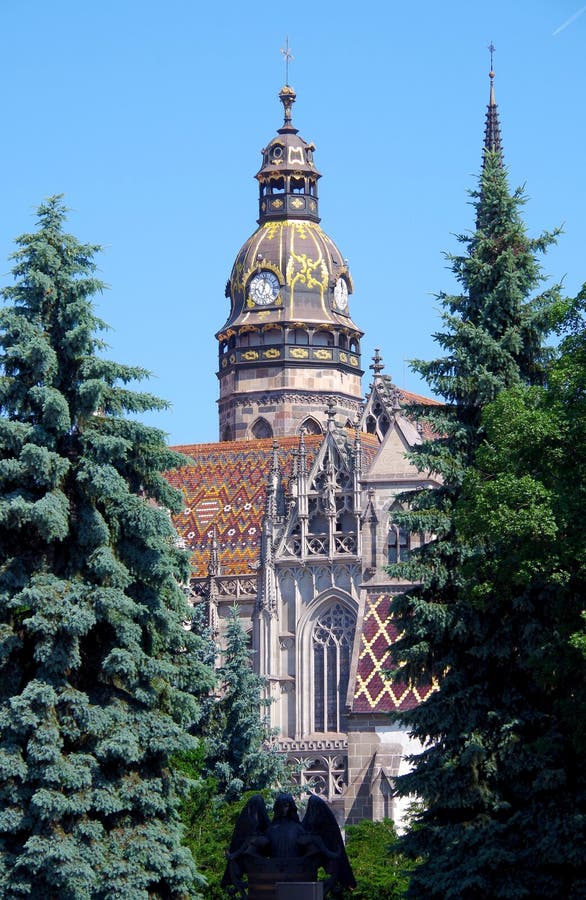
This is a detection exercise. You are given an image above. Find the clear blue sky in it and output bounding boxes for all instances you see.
[1,1,584,444]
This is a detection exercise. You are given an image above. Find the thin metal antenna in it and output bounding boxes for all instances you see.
[280,37,294,84]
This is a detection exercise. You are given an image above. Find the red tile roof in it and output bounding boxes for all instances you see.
[352,592,435,713]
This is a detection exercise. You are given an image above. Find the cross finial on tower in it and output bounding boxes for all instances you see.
[280,37,294,85]
[488,41,495,75]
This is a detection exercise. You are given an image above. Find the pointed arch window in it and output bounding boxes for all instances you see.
[251,418,273,439]
[299,417,322,436]
[312,603,355,733]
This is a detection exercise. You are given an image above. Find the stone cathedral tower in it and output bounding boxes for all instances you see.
[216,85,364,442]
[168,66,509,828]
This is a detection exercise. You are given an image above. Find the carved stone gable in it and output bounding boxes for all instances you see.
[276,427,362,561]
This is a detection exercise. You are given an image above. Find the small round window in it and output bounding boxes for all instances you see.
[272,145,283,159]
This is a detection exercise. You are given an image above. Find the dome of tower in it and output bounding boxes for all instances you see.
[218,85,360,334]
[221,219,358,331]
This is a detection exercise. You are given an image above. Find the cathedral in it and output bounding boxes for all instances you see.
[166,71,501,827]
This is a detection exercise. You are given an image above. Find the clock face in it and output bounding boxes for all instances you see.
[249,271,280,306]
[333,277,348,311]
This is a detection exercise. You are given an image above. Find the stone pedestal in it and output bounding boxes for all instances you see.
[277,883,323,900]
[247,858,318,900]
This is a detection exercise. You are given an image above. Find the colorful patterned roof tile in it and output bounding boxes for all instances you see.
[352,592,435,713]
[167,433,380,578]
[167,436,311,576]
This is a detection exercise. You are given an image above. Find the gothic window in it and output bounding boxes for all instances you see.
[338,334,348,350]
[299,417,322,436]
[251,418,273,439]
[291,177,305,194]
[388,524,410,564]
[366,414,377,435]
[312,603,356,733]
[349,338,359,353]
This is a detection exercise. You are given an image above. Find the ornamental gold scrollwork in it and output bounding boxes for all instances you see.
[291,198,304,209]
[263,348,280,359]
[271,199,284,209]
[241,350,260,361]
[339,351,348,362]
[350,356,359,366]
[313,349,333,360]
[290,347,309,359]
[287,251,328,294]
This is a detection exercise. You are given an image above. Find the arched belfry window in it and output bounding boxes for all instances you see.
[312,603,356,733]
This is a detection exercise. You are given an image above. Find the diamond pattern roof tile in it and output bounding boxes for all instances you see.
[352,592,436,714]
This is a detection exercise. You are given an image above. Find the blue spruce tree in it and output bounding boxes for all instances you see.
[0,197,214,898]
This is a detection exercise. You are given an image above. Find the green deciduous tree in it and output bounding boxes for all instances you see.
[0,197,215,898]
[339,818,414,900]
[386,153,565,897]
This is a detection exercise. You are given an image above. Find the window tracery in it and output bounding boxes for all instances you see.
[312,602,355,733]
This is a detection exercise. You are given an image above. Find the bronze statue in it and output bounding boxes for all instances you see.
[222,793,356,899]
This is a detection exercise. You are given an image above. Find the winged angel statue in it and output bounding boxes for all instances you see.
[221,792,356,898]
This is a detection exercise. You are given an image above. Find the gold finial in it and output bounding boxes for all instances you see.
[280,37,294,85]
[278,83,296,127]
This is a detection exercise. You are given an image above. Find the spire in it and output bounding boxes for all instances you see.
[370,348,385,379]
[483,43,503,167]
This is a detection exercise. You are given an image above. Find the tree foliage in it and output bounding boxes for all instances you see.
[175,605,294,897]
[0,197,215,898]
[386,155,572,896]
[340,818,414,900]
[202,604,291,802]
